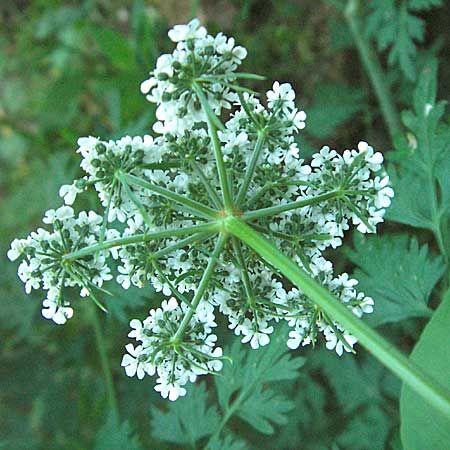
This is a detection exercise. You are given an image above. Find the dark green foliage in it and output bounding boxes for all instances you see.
[151,383,221,446]
[336,404,392,449]
[400,291,450,450]
[388,60,450,252]
[216,328,303,435]
[347,234,445,326]
[207,434,247,450]
[366,0,442,80]
[306,83,368,139]
[95,412,143,450]
[150,327,304,448]
[106,283,152,323]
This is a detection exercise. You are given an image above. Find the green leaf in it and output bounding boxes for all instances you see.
[408,0,442,10]
[273,370,328,449]
[105,282,152,324]
[321,350,395,412]
[95,411,143,450]
[35,6,86,39]
[400,290,450,450]
[387,165,436,229]
[151,329,303,448]
[208,434,247,450]
[347,234,445,326]
[237,385,294,434]
[305,83,367,139]
[336,404,391,450]
[216,326,304,434]
[89,27,136,71]
[366,0,429,80]
[387,60,450,261]
[151,382,221,446]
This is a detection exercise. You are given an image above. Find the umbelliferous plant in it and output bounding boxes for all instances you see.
[7,17,449,423]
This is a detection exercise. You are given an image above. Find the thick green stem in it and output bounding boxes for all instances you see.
[172,234,227,342]
[225,216,450,420]
[192,82,233,212]
[91,306,119,416]
[62,222,220,260]
[121,173,218,220]
[235,132,266,207]
[241,190,341,221]
[344,0,402,141]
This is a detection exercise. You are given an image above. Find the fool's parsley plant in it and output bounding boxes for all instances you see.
[8,19,393,401]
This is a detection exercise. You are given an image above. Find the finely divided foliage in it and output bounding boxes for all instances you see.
[7,19,393,401]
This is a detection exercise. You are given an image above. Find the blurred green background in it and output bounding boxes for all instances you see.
[1,1,449,449]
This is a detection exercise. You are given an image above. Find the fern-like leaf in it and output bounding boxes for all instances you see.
[387,59,450,263]
[347,234,445,326]
[365,0,443,79]
[150,327,304,448]
[95,411,143,450]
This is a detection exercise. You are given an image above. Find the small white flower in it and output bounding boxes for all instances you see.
[121,344,148,379]
[41,291,73,325]
[154,378,187,401]
[267,81,296,112]
[323,326,358,356]
[7,238,28,261]
[168,19,207,42]
[59,183,82,205]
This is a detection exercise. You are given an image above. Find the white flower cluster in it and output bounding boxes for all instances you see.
[307,142,394,234]
[59,135,156,222]
[7,206,117,324]
[140,18,246,134]
[8,20,395,400]
[121,297,222,401]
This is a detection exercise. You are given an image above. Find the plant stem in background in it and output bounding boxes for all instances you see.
[225,216,450,420]
[91,306,119,416]
[345,0,402,142]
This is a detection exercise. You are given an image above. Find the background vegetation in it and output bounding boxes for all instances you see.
[1,1,449,449]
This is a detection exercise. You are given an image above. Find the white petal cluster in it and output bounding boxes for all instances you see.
[122,297,222,401]
[59,135,157,222]
[8,206,117,324]
[140,19,247,134]
[308,141,395,233]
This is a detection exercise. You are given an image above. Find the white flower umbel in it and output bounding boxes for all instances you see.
[8,19,395,400]
[8,206,115,324]
[59,135,158,222]
[140,18,247,134]
[122,297,223,401]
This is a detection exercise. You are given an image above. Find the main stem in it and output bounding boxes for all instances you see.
[91,306,119,416]
[225,216,450,420]
[345,0,402,142]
